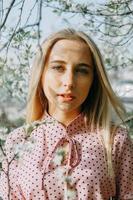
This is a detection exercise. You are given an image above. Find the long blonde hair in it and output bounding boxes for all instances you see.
[26,28,126,181]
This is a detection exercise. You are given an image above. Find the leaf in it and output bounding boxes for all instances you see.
[105,58,111,64]
[0,139,5,146]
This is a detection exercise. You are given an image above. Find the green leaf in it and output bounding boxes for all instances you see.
[0,139,5,146]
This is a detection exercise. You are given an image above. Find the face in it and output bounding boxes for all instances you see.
[41,39,94,116]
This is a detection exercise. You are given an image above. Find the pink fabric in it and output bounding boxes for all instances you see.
[0,113,133,200]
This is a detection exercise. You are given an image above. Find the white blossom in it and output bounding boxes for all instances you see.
[0,79,3,86]
[13,136,36,159]
[55,166,76,200]
[65,188,77,200]
[0,150,5,163]
[23,139,35,152]
[53,153,64,165]
[64,175,72,184]
[0,127,8,140]
[13,141,25,157]
[53,147,66,165]
[55,166,66,178]
[55,166,72,184]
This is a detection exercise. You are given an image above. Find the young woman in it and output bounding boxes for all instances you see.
[0,29,133,200]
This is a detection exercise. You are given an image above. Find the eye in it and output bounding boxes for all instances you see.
[51,65,64,72]
[75,68,89,75]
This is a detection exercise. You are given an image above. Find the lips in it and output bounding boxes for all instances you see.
[57,93,75,98]
[57,93,76,101]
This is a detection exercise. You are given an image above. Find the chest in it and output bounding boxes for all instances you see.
[16,134,114,199]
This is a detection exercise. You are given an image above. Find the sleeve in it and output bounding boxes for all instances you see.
[113,127,133,200]
[0,127,26,200]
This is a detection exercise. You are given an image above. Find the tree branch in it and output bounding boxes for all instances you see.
[104,0,132,7]
[0,0,16,30]
[0,143,6,157]
[0,0,4,22]
[42,2,133,17]
[24,0,38,27]
[124,115,133,123]
[0,0,25,57]
[0,22,39,52]
[37,0,43,53]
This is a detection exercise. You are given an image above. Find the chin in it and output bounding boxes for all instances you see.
[59,105,80,113]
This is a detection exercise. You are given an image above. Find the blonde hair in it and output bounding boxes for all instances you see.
[26,28,126,182]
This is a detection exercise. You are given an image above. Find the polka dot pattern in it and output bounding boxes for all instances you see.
[0,113,133,200]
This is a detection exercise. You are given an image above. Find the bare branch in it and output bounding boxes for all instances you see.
[0,0,25,12]
[17,23,39,32]
[116,33,133,46]
[98,24,133,38]
[107,60,132,70]
[24,0,38,26]
[104,0,133,7]
[0,143,6,157]
[0,23,39,52]
[0,0,26,56]
[126,1,133,13]
[0,0,16,30]
[37,0,43,52]
[42,2,133,17]
[0,0,4,22]
[37,0,42,43]
[124,115,133,123]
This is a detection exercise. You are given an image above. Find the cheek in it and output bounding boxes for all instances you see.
[44,71,60,88]
[41,72,49,95]
[79,77,93,92]
[78,78,93,101]
[41,72,58,100]
[42,71,54,89]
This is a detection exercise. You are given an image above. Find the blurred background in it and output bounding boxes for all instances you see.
[0,0,133,155]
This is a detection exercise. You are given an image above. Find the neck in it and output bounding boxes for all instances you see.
[49,109,80,126]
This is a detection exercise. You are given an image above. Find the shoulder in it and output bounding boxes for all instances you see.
[6,120,46,144]
[5,126,26,161]
[113,126,132,142]
[112,125,133,153]
[5,122,45,162]
[6,126,26,143]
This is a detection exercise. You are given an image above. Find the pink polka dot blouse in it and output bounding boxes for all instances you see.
[0,113,133,200]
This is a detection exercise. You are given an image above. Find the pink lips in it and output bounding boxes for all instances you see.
[57,93,76,102]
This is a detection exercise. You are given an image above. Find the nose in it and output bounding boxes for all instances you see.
[62,69,75,89]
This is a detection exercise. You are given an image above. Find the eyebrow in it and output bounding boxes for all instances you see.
[50,60,92,68]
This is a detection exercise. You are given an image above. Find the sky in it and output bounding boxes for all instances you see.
[1,0,106,39]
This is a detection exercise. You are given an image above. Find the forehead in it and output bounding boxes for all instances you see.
[47,39,92,63]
